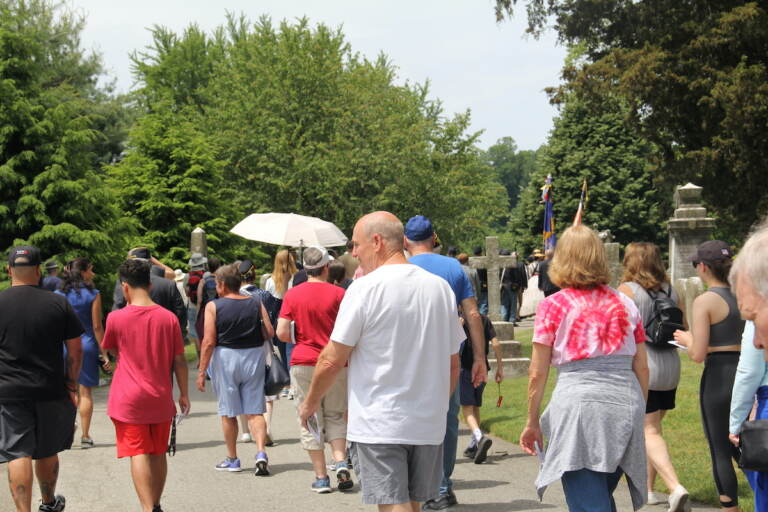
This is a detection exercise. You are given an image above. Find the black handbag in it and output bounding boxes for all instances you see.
[738,419,768,472]
[264,339,291,396]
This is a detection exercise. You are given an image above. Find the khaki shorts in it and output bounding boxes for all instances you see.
[291,365,347,450]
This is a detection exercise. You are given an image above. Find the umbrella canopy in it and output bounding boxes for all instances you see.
[230,213,348,248]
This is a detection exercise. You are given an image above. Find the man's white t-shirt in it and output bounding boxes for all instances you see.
[331,263,465,445]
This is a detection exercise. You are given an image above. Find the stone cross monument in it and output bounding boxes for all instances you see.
[668,183,715,282]
[468,236,530,377]
[468,236,517,322]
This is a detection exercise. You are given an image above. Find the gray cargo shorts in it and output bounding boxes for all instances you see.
[349,441,443,505]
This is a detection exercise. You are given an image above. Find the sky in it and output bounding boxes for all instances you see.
[71,0,566,150]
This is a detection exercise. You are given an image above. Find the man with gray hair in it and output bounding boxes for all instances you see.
[276,246,352,494]
[299,211,464,511]
[730,217,768,354]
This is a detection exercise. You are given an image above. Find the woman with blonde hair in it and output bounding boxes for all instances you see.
[618,243,689,511]
[520,225,649,512]
[265,250,298,396]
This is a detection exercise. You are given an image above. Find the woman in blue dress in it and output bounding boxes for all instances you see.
[56,258,112,448]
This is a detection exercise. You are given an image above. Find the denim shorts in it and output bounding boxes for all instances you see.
[209,346,266,417]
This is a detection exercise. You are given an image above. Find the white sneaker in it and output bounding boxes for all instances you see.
[240,433,252,443]
[667,485,690,512]
[648,491,668,505]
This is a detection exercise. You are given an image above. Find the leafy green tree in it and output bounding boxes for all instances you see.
[509,93,668,254]
[495,0,768,240]
[484,137,537,212]
[0,0,132,289]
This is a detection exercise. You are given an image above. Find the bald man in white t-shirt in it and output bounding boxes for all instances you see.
[299,211,464,512]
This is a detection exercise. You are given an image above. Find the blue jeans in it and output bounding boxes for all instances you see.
[439,386,461,495]
[561,468,623,512]
[477,290,488,316]
[745,386,768,512]
[500,287,517,322]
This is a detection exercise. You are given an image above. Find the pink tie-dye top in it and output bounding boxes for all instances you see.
[533,286,645,366]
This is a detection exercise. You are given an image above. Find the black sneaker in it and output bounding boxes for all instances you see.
[39,495,65,512]
[422,490,457,510]
[152,506,163,512]
[473,435,493,464]
[334,460,354,491]
[463,445,478,459]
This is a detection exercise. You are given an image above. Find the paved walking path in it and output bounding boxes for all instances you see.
[0,365,719,511]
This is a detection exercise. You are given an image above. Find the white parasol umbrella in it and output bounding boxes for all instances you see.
[230,213,348,248]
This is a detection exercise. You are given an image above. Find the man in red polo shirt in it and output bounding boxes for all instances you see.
[276,246,351,494]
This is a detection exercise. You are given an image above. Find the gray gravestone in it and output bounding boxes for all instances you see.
[468,236,517,322]
[599,230,622,288]
[668,183,715,282]
[191,227,208,259]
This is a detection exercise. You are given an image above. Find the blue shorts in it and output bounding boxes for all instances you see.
[209,346,266,417]
[459,368,486,407]
[186,306,198,339]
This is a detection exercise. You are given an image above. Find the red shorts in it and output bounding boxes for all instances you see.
[111,418,172,458]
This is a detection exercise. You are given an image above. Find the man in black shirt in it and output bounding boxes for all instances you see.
[112,247,187,338]
[0,246,84,512]
[538,250,561,297]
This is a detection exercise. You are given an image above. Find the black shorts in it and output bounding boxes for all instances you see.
[0,398,76,463]
[646,388,677,414]
[459,369,486,407]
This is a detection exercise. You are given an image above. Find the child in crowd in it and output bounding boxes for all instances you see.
[102,259,190,512]
[459,309,503,463]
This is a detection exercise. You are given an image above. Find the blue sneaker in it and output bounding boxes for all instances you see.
[255,451,269,476]
[312,476,332,493]
[215,457,242,472]
[334,461,354,491]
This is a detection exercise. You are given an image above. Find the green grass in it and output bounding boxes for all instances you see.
[479,328,754,511]
[184,342,198,363]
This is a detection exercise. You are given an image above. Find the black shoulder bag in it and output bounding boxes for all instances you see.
[738,419,768,472]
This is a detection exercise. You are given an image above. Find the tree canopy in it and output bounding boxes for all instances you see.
[496,0,768,241]
[509,92,667,254]
[0,0,132,290]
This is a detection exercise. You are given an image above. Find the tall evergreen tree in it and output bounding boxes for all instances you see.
[509,93,668,254]
[0,0,131,285]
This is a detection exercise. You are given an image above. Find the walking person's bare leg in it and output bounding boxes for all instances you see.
[308,449,328,478]
[149,454,167,508]
[221,416,239,458]
[246,414,267,452]
[330,438,347,462]
[7,457,33,512]
[644,411,682,491]
[130,454,157,512]
[34,455,60,505]
[79,385,94,440]
[378,503,421,512]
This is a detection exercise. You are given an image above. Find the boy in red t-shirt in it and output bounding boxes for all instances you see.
[103,259,190,512]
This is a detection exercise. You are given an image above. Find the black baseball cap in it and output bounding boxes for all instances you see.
[238,259,254,275]
[689,240,732,264]
[8,246,42,267]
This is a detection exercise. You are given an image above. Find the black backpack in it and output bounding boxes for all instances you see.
[644,285,685,348]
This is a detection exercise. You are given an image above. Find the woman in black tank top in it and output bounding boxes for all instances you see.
[673,241,745,511]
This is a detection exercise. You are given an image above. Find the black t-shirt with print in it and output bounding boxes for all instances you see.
[0,285,84,402]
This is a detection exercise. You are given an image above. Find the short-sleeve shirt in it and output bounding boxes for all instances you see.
[102,305,184,424]
[331,264,465,445]
[533,286,645,367]
[409,253,473,304]
[460,315,496,370]
[0,285,84,402]
[279,282,345,366]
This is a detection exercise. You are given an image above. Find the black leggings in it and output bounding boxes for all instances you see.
[700,352,740,506]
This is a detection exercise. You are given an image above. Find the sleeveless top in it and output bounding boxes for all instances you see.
[624,282,681,391]
[213,296,264,349]
[56,287,98,338]
[707,287,745,348]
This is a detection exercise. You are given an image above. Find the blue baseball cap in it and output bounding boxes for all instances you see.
[404,215,434,242]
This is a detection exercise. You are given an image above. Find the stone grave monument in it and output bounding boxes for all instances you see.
[191,227,208,259]
[469,236,530,377]
[599,230,622,288]
[668,183,712,325]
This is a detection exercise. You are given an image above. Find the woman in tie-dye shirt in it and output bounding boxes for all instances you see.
[519,225,650,512]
